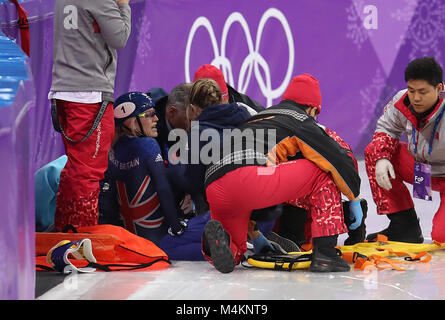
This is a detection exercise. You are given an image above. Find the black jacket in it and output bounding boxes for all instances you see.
[204,100,360,200]
[227,83,265,112]
[181,102,252,195]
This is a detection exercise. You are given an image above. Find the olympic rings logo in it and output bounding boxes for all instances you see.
[185,8,295,107]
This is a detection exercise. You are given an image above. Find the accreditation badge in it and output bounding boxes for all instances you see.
[413,162,432,201]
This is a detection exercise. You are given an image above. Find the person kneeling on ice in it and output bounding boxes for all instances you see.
[202,73,364,273]
[364,56,445,244]
[167,78,297,255]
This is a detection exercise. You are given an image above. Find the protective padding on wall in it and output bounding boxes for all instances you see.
[0,31,36,300]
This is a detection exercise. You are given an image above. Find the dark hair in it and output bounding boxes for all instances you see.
[287,101,319,115]
[404,56,443,87]
[189,78,222,109]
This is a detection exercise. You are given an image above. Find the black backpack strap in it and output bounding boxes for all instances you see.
[37,258,171,272]
[51,99,110,143]
[87,258,171,272]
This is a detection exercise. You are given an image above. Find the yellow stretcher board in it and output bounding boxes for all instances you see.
[246,251,312,270]
[246,238,445,271]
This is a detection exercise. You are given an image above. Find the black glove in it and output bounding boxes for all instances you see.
[168,219,188,236]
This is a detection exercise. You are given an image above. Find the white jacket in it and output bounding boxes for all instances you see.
[375,89,445,177]
[50,0,131,100]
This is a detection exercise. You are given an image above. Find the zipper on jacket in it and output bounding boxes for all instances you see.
[103,43,113,76]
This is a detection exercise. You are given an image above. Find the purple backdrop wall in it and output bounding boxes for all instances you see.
[0,0,444,299]
[117,0,445,155]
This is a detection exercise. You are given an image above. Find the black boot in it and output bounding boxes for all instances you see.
[309,235,350,272]
[343,199,368,245]
[202,220,236,273]
[365,208,424,243]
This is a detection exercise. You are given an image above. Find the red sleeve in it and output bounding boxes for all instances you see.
[367,131,399,162]
[324,127,358,171]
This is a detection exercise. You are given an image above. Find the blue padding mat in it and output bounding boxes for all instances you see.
[0,32,29,107]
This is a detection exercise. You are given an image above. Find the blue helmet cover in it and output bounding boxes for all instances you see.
[114,92,154,126]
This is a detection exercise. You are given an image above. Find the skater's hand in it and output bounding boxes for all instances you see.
[375,158,395,191]
[180,194,194,216]
[168,219,187,236]
[348,199,363,230]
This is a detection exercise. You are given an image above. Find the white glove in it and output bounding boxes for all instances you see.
[375,158,395,191]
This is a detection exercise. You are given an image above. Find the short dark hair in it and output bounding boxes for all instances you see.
[404,56,443,87]
[292,101,314,113]
[167,83,192,111]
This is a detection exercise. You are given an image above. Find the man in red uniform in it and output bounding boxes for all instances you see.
[202,74,363,273]
[365,57,445,243]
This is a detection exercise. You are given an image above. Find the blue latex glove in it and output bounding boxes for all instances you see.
[251,233,274,253]
[348,200,363,230]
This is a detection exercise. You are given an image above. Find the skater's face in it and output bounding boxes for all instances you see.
[407,79,443,114]
[138,108,159,137]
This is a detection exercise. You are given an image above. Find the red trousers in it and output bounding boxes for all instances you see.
[54,100,114,231]
[365,140,445,242]
[205,160,347,264]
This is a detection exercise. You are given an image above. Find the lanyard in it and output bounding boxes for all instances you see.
[412,105,445,155]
